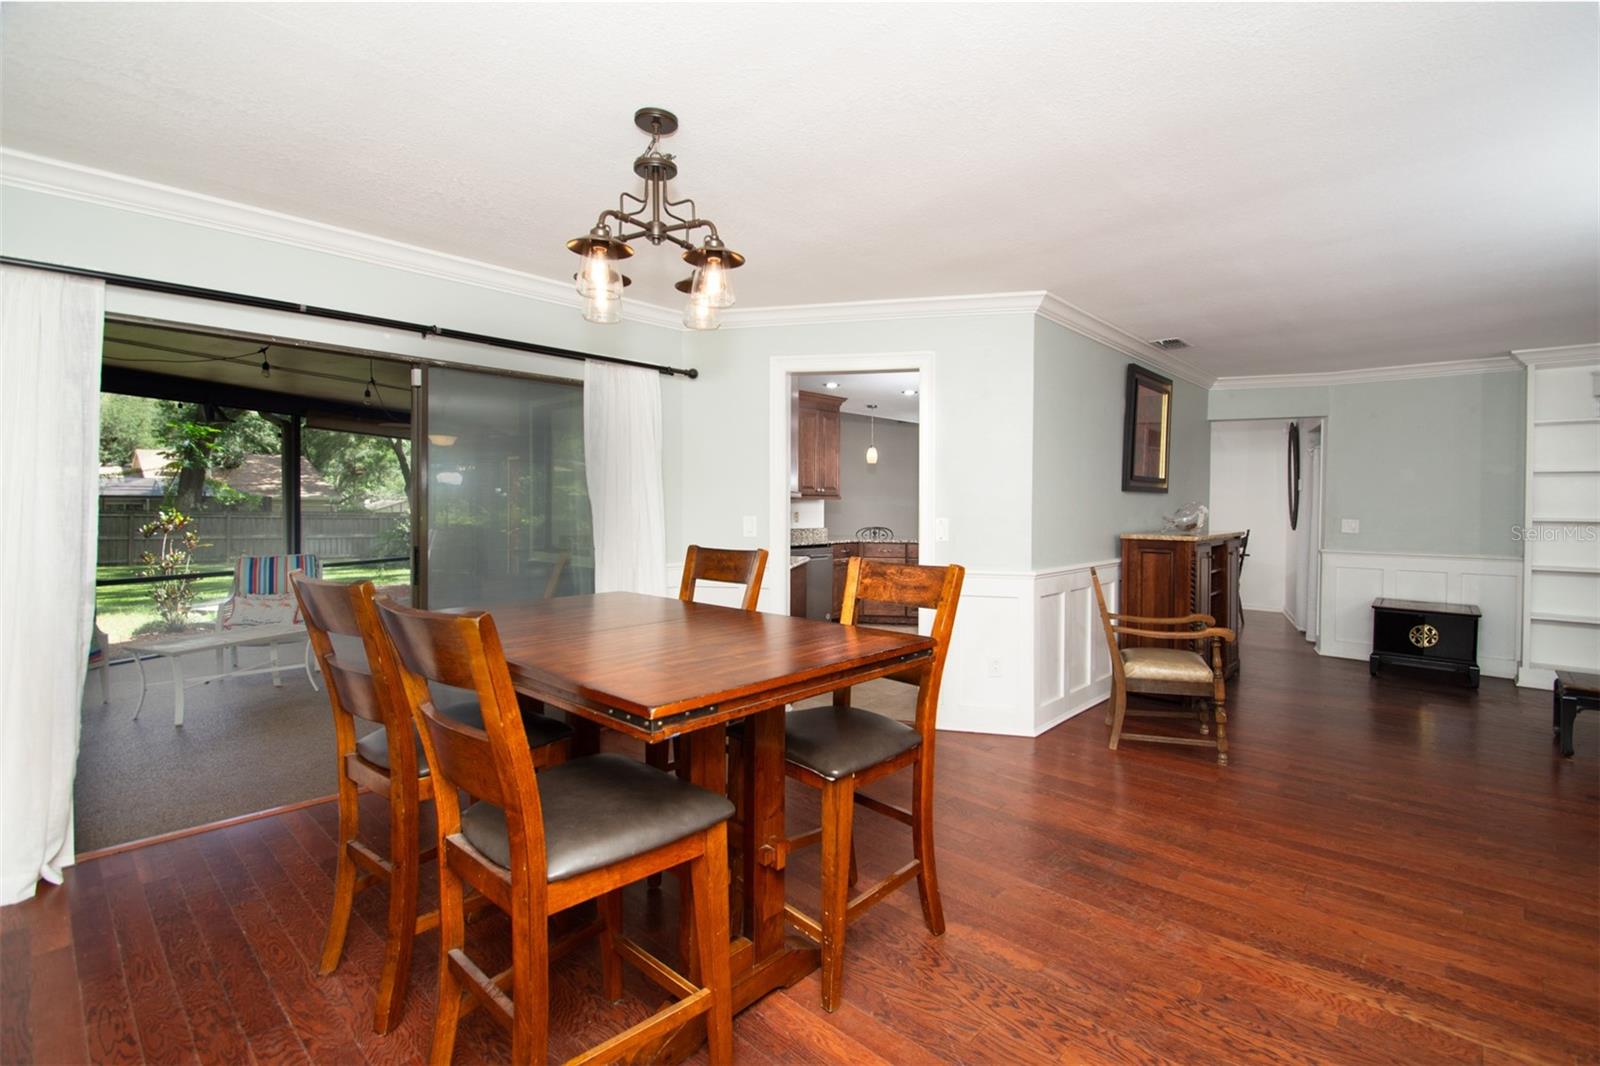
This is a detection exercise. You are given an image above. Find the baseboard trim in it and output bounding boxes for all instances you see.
[74,792,339,864]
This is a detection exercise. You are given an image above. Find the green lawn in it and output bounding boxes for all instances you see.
[96,561,409,643]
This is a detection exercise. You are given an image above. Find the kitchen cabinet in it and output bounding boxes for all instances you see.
[789,559,807,618]
[794,390,844,499]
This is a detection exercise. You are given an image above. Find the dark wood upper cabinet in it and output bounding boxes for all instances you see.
[794,390,844,499]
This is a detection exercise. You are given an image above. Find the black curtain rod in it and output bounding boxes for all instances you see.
[0,256,699,379]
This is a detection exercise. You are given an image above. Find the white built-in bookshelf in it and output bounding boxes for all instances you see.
[1517,347,1600,686]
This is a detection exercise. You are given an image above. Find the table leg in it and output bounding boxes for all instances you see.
[173,656,186,727]
[680,725,728,980]
[1558,695,1579,758]
[133,654,148,720]
[746,707,786,958]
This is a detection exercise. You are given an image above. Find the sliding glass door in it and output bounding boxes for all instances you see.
[419,367,593,608]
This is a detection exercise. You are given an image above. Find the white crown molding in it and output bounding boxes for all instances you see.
[0,149,688,330]
[5,150,1575,391]
[1036,292,1214,387]
[1211,354,1523,390]
[722,290,1046,329]
[723,290,1215,387]
[1512,343,1600,369]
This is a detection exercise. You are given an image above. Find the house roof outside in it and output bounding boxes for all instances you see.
[99,453,337,503]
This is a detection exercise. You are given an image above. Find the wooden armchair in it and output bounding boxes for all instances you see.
[1089,567,1237,765]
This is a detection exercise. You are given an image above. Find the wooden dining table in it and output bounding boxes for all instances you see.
[485,591,934,1040]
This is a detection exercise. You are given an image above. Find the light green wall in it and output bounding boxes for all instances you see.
[1322,373,1525,556]
[1031,318,1211,568]
[1208,384,1330,420]
[678,314,1036,571]
[1209,372,1526,557]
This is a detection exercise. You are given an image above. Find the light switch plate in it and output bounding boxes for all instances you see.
[742,515,758,538]
[1341,518,1360,534]
[936,517,950,542]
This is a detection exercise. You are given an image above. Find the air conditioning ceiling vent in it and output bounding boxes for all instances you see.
[1152,338,1189,351]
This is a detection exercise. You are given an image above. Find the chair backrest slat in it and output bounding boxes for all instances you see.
[373,598,544,856]
[679,546,769,612]
[837,558,965,736]
[291,574,391,728]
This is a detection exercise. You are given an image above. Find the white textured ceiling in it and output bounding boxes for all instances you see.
[2,3,1595,377]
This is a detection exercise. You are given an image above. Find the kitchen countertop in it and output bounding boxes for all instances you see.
[1120,529,1246,542]
[788,555,810,569]
[791,531,920,547]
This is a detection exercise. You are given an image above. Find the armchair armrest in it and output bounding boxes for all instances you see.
[1107,612,1216,626]
[1115,626,1236,643]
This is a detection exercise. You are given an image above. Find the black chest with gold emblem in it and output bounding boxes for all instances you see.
[1370,598,1482,688]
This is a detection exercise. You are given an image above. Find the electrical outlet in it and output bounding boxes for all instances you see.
[936,517,950,542]
[1340,518,1360,534]
[742,515,758,538]
[792,510,800,523]
[986,657,1003,678]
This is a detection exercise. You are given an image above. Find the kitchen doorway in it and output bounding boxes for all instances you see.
[766,352,936,621]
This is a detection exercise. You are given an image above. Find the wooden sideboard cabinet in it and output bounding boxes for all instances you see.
[794,390,844,499]
[1119,531,1245,678]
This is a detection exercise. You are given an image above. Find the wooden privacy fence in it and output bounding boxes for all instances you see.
[98,509,406,566]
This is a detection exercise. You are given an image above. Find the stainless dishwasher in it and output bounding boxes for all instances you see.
[793,544,835,621]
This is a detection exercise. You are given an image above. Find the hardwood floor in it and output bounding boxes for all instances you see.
[3,612,1596,1064]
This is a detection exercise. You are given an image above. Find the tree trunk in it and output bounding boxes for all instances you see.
[388,438,411,493]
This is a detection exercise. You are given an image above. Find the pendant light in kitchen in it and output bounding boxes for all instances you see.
[865,404,879,465]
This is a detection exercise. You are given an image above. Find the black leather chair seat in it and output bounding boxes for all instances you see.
[459,753,734,883]
[356,688,572,773]
[783,706,922,781]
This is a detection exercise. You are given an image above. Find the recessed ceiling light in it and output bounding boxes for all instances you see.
[901,388,918,396]
[823,381,840,389]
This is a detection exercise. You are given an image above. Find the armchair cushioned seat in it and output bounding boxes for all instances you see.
[356,689,571,772]
[783,706,922,782]
[1121,647,1213,684]
[459,753,734,882]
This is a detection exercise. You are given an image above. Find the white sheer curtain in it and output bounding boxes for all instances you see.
[0,266,105,904]
[583,360,666,596]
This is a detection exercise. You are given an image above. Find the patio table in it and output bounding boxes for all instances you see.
[129,622,318,726]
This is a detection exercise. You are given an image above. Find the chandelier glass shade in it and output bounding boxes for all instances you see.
[567,108,745,330]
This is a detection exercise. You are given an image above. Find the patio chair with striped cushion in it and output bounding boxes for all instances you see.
[217,553,322,629]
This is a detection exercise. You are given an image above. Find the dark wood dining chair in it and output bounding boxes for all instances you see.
[290,574,572,1034]
[781,557,964,1012]
[646,545,769,888]
[372,595,735,1065]
[1089,567,1236,764]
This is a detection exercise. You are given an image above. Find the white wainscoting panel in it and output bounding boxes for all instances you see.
[1029,561,1119,735]
[941,571,1035,736]
[1318,551,1522,678]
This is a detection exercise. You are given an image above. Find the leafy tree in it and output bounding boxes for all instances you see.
[303,429,411,509]
[99,394,162,465]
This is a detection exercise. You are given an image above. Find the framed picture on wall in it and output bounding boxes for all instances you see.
[1121,364,1173,493]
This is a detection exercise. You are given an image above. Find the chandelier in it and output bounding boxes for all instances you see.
[567,107,745,330]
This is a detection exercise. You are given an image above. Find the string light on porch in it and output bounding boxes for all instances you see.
[567,108,745,330]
